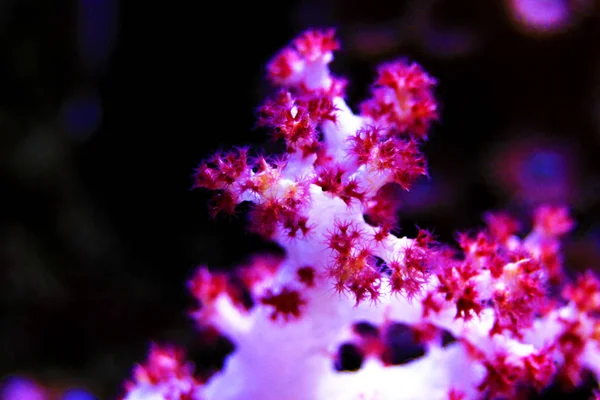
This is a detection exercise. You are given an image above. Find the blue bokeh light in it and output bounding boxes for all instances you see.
[61,388,98,400]
[77,0,118,74]
[520,149,566,185]
[62,91,102,141]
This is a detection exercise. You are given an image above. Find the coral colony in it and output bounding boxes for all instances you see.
[121,29,600,400]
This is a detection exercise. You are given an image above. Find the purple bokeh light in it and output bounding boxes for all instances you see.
[1,377,46,400]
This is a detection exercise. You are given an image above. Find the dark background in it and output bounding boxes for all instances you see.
[1,0,600,398]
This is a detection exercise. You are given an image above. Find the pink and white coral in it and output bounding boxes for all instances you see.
[122,29,600,400]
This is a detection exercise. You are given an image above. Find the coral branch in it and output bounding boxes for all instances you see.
[122,28,600,400]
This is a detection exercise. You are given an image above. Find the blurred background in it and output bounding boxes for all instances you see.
[1,0,600,398]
